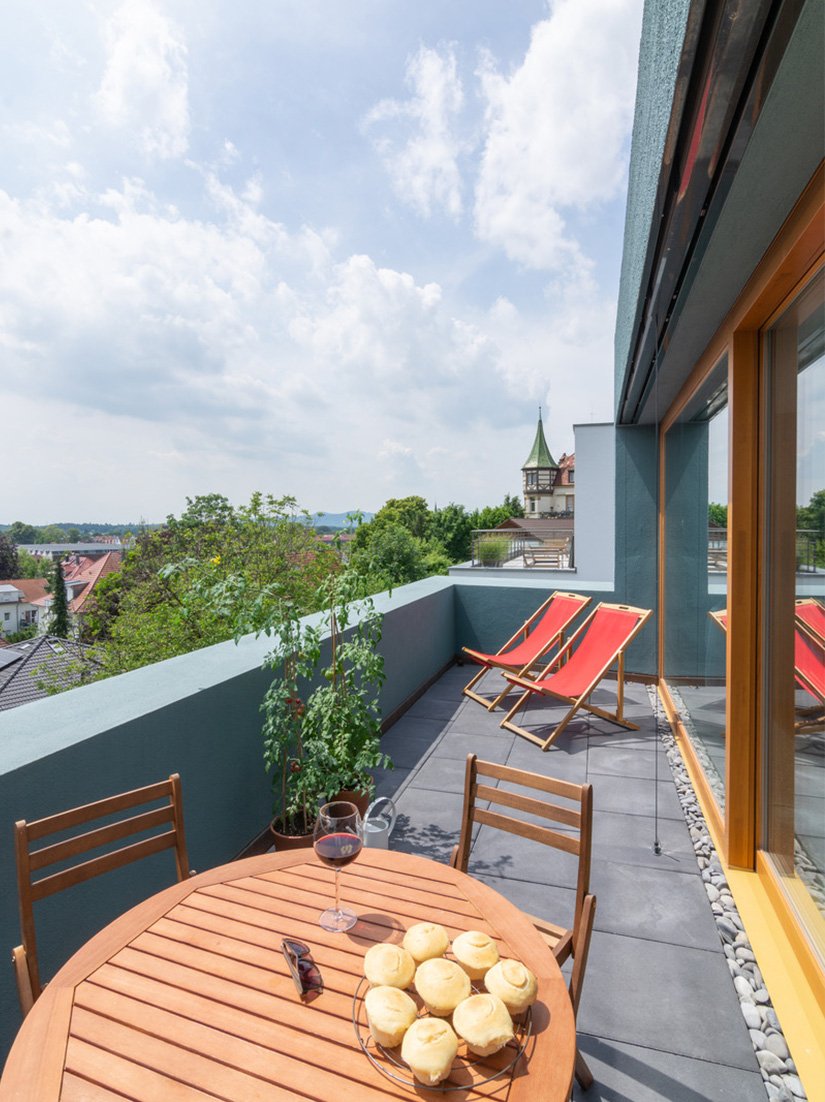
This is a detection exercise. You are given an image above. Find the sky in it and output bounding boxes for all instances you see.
[1,0,644,523]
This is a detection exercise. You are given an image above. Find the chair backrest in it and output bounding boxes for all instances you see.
[538,602,652,698]
[453,755,592,934]
[795,625,825,704]
[796,598,825,645]
[501,591,590,668]
[14,774,190,1002]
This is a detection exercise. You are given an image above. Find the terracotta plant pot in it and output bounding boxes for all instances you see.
[331,785,372,818]
[268,820,314,851]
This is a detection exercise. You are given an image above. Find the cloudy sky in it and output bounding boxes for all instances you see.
[2,0,644,523]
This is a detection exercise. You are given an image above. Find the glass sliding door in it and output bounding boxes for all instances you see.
[664,354,729,812]
[764,267,825,961]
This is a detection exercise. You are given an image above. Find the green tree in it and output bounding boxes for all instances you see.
[50,559,71,638]
[8,521,37,545]
[86,493,338,676]
[708,502,728,527]
[430,503,472,562]
[16,549,49,579]
[372,496,432,539]
[349,520,429,590]
[39,524,68,543]
[0,533,19,577]
[797,489,825,536]
[468,494,525,532]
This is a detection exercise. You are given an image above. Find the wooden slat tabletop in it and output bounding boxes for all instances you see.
[0,849,575,1102]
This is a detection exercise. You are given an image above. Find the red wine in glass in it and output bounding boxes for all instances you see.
[314,832,363,869]
[313,801,362,932]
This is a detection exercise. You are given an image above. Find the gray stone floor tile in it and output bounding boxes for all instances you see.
[505,737,589,781]
[578,930,757,1071]
[390,788,465,863]
[590,809,697,874]
[587,742,672,781]
[406,753,474,795]
[588,860,720,951]
[469,822,583,887]
[370,766,412,800]
[573,1035,766,1101]
[587,772,685,821]
[380,665,769,1102]
[430,730,513,763]
[405,696,463,721]
[471,871,577,936]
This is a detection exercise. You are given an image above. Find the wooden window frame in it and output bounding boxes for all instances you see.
[658,163,824,872]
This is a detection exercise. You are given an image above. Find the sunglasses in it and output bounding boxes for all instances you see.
[281,938,324,997]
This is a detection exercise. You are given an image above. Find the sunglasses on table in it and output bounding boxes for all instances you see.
[281,938,324,997]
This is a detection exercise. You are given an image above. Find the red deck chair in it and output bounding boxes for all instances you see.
[712,606,824,730]
[500,602,653,751]
[795,625,825,705]
[462,591,591,711]
[796,598,825,647]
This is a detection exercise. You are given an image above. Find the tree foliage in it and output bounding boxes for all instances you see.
[708,502,728,528]
[16,549,49,579]
[50,559,71,638]
[84,493,338,676]
[0,533,19,577]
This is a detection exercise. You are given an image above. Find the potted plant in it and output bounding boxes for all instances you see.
[259,566,391,846]
[298,568,390,814]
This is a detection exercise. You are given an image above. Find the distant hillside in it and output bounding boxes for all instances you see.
[305,512,374,530]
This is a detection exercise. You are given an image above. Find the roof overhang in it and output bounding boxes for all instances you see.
[617,0,816,425]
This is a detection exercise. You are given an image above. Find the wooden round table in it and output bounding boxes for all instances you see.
[0,849,575,1101]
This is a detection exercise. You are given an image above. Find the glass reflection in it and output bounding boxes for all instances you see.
[664,355,729,811]
[765,267,825,946]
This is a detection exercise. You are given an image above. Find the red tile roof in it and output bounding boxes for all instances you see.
[61,552,122,612]
[0,578,50,604]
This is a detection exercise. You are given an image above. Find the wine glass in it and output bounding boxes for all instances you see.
[313,800,363,932]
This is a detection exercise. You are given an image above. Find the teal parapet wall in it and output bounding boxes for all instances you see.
[614,0,691,406]
[0,577,456,1063]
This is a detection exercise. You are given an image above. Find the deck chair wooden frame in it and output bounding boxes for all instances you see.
[462,591,591,711]
[796,598,825,647]
[13,773,191,1017]
[450,755,593,968]
[501,602,653,751]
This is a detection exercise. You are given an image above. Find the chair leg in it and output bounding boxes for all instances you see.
[575,1048,593,1090]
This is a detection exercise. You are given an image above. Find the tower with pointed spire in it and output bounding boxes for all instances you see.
[522,410,575,517]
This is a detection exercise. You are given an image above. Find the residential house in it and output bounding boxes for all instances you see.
[0,580,49,637]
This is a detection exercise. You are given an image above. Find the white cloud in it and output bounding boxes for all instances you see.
[0,174,522,488]
[474,0,642,271]
[364,45,465,219]
[95,0,190,159]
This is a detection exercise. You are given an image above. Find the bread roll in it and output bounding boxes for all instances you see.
[401,1017,458,1085]
[414,957,471,1016]
[452,993,514,1056]
[451,930,499,980]
[364,985,417,1048]
[483,958,538,1015]
[363,942,415,989]
[402,921,449,963]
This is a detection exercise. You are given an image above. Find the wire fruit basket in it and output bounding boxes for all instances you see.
[351,977,532,1093]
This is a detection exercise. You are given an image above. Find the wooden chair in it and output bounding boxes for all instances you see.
[13,774,192,1017]
[462,591,591,711]
[568,893,597,1095]
[501,602,652,751]
[450,755,592,968]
